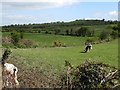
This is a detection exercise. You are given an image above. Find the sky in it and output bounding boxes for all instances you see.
[0,0,119,26]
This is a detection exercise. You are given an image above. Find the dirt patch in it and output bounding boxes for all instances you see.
[17,68,60,88]
[0,65,2,90]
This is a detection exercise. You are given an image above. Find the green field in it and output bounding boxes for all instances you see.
[2,31,118,87]
[7,35,118,74]
[3,32,98,47]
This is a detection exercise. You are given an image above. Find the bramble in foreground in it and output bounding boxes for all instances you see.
[61,60,120,89]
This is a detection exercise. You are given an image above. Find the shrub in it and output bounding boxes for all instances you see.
[11,32,20,45]
[2,36,12,44]
[61,60,120,89]
[18,39,38,48]
[77,27,88,37]
[53,41,66,47]
[99,31,110,40]
[20,32,24,39]
[110,30,118,39]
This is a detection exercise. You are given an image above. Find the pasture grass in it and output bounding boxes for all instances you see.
[2,32,118,74]
[10,39,118,75]
[2,32,97,47]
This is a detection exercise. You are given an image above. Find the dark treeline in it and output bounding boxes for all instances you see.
[2,19,119,37]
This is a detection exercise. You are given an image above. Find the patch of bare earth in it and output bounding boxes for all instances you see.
[17,68,60,88]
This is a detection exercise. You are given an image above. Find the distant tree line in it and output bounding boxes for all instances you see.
[2,19,119,40]
[2,19,117,33]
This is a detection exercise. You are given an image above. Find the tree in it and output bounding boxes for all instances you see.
[86,30,92,37]
[70,29,73,36]
[102,19,105,21]
[66,30,69,35]
[11,31,20,45]
[38,30,41,33]
[55,29,60,35]
[99,31,110,40]
[112,26,118,31]
[110,30,118,39]
[20,32,24,39]
[77,27,88,37]
[118,22,120,37]
[45,30,49,34]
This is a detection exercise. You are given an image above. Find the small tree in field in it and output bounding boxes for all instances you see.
[99,30,110,40]
[11,31,20,45]
[66,30,69,35]
[77,27,88,37]
[70,28,73,36]
[20,32,24,39]
[110,30,118,39]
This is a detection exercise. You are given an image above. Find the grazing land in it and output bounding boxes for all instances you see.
[1,21,119,88]
[3,33,118,88]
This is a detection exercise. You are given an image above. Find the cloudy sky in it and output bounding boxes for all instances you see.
[0,0,119,26]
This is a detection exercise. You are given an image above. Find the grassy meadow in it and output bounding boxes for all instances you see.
[3,32,118,74]
[2,24,118,87]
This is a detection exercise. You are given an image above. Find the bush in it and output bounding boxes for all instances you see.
[18,39,38,48]
[11,32,20,45]
[77,27,88,37]
[53,41,66,47]
[99,31,110,40]
[61,60,120,89]
[110,30,118,39]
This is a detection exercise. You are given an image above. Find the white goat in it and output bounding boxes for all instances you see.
[1,48,19,87]
[3,63,19,86]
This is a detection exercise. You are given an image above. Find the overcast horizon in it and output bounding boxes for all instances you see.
[0,0,119,26]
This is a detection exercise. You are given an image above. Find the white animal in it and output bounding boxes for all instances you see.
[1,48,19,87]
[3,63,19,86]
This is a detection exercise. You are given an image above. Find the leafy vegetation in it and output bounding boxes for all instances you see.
[1,19,119,88]
[61,61,120,89]
[2,20,117,36]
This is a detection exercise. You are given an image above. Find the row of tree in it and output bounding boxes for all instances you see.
[10,25,118,47]
[2,19,118,33]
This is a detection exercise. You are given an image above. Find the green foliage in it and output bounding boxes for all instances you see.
[70,29,73,35]
[77,27,88,37]
[85,38,96,43]
[66,30,69,35]
[55,29,61,35]
[2,20,117,36]
[38,30,41,33]
[11,31,20,45]
[61,61,119,89]
[86,30,95,37]
[18,39,38,48]
[20,32,24,39]
[118,22,120,37]
[99,30,110,40]
[110,30,118,39]
[112,26,118,31]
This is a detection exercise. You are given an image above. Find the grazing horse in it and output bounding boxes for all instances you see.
[1,48,19,87]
